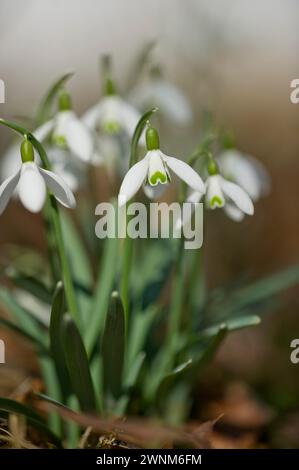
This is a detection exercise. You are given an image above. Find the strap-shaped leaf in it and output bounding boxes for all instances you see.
[102,292,125,400]
[49,281,69,392]
[62,313,97,412]
[85,234,119,356]
[0,398,62,448]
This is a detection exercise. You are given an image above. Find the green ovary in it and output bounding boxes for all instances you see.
[149,171,167,186]
[210,196,223,208]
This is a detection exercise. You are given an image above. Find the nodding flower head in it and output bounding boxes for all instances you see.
[118,125,205,206]
[0,138,76,215]
[82,78,142,139]
[35,88,94,163]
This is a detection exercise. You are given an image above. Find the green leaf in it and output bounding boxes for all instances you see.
[202,315,261,337]
[60,212,93,289]
[36,71,74,125]
[0,288,47,349]
[62,313,97,412]
[156,359,193,403]
[0,398,62,448]
[60,212,93,326]
[49,282,70,394]
[115,352,146,415]
[125,40,156,91]
[85,234,119,356]
[205,264,299,321]
[0,317,47,352]
[126,305,157,370]
[102,292,125,400]
[8,274,52,304]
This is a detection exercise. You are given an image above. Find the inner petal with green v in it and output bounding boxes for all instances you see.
[210,195,224,208]
[149,171,168,186]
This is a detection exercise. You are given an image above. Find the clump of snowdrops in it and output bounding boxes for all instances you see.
[0,50,298,449]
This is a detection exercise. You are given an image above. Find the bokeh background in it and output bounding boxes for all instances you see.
[0,0,299,447]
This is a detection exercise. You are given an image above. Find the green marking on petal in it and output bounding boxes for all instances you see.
[103,120,121,134]
[53,134,68,148]
[210,196,224,208]
[149,171,167,186]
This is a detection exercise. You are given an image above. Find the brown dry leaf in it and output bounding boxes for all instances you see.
[36,399,218,449]
[205,382,274,429]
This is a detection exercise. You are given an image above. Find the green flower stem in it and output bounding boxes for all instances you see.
[0,119,80,325]
[28,134,81,326]
[121,108,157,327]
[166,238,185,352]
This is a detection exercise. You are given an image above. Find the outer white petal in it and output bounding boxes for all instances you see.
[18,162,46,213]
[39,167,76,208]
[53,111,74,137]
[175,190,203,231]
[224,202,245,222]
[220,176,254,215]
[118,154,149,206]
[187,190,203,204]
[81,102,105,129]
[118,98,142,138]
[65,116,94,162]
[205,175,225,209]
[163,154,205,193]
[0,168,21,214]
[218,150,270,201]
[33,120,54,142]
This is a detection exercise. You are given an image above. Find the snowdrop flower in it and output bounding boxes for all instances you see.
[129,73,193,126]
[0,138,76,214]
[39,89,94,163]
[187,160,254,222]
[217,149,270,202]
[82,79,142,139]
[118,126,205,206]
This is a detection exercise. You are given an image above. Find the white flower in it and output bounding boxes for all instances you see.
[82,95,142,139]
[129,78,192,126]
[118,126,205,206]
[0,140,76,215]
[217,149,270,202]
[188,174,254,222]
[39,110,94,163]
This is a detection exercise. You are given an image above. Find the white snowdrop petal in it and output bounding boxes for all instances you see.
[39,168,76,208]
[118,155,149,206]
[33,120,54,142]
[224,202,245,222]
[220,177,254,215]
[187,190,203,204]
[82,102,104,129]
[65,117,94,162]
[119,98,142,138]
[18,163,46,213]
[163,155,205,193]
[205,175,225,209]
[0,168,21,214]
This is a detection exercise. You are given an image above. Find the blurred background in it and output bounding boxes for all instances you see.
[0,0,299,448]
